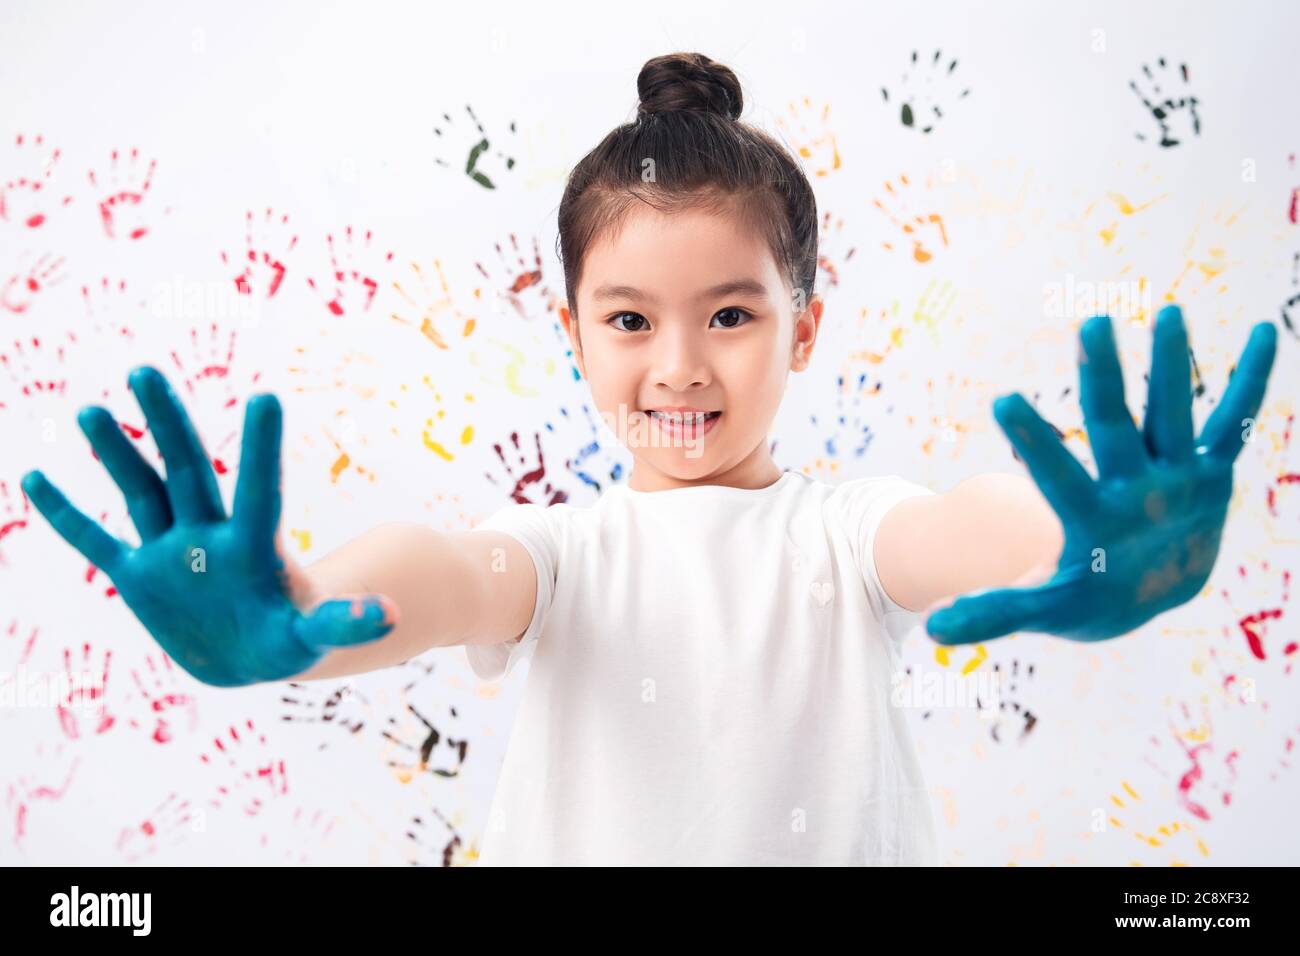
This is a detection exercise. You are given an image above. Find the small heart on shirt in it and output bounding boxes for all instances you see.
[810,581,835,606]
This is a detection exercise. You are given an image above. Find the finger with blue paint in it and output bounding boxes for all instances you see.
[21,365,396,687]
[925,304,1278,645]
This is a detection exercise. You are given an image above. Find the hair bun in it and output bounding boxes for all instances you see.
[636,52,743,121]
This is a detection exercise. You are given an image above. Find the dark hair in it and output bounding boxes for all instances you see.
[556,52,818,329]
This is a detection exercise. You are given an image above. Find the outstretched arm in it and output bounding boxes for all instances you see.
[22,364,539,687]
[292,524,537,681]
[875,471,1064,615]
[873,304,1278,644]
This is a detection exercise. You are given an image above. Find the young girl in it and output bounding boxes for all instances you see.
[21,53,1277,865]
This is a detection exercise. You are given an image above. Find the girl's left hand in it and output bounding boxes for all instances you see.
[925,304,1278,645]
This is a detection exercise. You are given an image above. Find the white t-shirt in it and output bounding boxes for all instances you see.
[467,470,940,866]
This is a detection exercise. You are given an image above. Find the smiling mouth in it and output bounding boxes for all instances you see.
[644,410,722,424]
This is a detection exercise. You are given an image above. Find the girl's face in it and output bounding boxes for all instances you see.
[561,202,822,492]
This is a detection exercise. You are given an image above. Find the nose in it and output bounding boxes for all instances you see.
[650,322,711,393]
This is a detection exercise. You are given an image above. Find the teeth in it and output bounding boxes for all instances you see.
[650,411,713,423]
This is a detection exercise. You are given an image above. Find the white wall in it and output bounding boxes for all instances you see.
[1,0,1297,865]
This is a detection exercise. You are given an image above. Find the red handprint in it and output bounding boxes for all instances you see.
[1159,700,1238,823]
[0,479,32,562]
[1266,412,1299,519]
[88,147,160,240]
[0,253,68,314]
[125,653,199,744]
[220,207,298,299]
[486,430,569,505]
[306,225,393,316]
[116,792,195,862]
[0,133,73,228]
[80,276,142,342]
[276,805,340,864]
[165,322,263,476]
[55,641,115,739]
[1220,559,1293,665]
[1288,152,1297,226]
[473,232,556,321]
[5,746,79,845]
[4,617,39,666]
[0,332,77,411]
[198,719,288,817]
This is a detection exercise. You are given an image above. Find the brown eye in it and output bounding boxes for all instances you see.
[607,312,648,332]
[711,307,754,329]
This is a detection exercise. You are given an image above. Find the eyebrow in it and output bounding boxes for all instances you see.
[590,278,771,306]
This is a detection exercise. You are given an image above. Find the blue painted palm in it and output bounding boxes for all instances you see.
[22,366,393,686]
[926,305,1278,644]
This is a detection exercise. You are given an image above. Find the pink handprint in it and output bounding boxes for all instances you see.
[55,641,116,739]
[306,225,393,316]
[166,321,263,476]
[276,805,340,864]
[1157,700,1237,823]
[0,253,68,314]
[116,792,195,862]
[0,479,32,562]
[88,147,160,240]
[5,746,79,845]
[1288,153,1297,226]
[220,207,299,299]
[80,276,142,342]
[0,133,73,228]
[0,332,77,411]
[199,719,288,817]
[4,617,39,666]
[125,653,199,744]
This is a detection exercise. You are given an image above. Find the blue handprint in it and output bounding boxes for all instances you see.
[927,304,1278,644]
[20,366,395,687]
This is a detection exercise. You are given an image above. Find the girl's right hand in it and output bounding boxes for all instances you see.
[20,365,396,687]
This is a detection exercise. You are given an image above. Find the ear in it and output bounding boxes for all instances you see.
[790,293,824,372]
[560,304,587,379]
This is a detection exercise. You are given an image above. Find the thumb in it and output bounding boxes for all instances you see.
[292,593,399,650]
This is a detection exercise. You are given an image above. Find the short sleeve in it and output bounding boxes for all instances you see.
[827,475,936,643]
[464,502,560,681]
